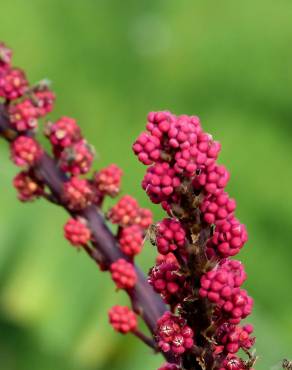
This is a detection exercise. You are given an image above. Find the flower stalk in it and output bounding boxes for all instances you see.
[0,42,257,370]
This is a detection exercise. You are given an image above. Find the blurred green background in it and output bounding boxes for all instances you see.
[0,1,291,369]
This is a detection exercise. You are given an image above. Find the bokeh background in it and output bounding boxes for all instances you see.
[0,1,291,369]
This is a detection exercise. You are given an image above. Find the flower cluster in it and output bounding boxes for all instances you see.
[13,171,44,201]
[64,218,91,247]
[156,312,194,355]
[7,85,55,132]
[1,43,257,370]
[107,194,152,228]
[11,136,43,167]
[0,68,28,100]
[148,261,186,306]
[156,218,186,255]
[93,164,123,197]
[59,139,94,175]
[108,305,137,333]
[110,258,137,290]
[199,260,252,324]
[133,111,255,369]
[118,225,143,257]
[215,323,255,354]
[1,43,158,353]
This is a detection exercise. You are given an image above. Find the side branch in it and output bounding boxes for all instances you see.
[0,103,167,346]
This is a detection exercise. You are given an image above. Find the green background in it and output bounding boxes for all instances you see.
[0,1,291,369]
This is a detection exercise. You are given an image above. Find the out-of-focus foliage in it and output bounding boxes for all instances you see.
[0,1,291,369]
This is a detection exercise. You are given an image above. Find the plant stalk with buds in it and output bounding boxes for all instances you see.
[0,42,257,370]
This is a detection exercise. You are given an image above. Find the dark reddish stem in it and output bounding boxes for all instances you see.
[0,103,170,358]
[133,329,157,350]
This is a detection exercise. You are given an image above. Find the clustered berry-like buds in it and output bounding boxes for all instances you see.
[156,252,178,266]
[8,100,38,132]
[107,195,139,226]
[62,177,93,210]
[0,68,28,100]
[118,225,143,257]
[64,218,91,247]
[13,171,43,201]
[32,87,55,117]
[223,288,253,324]
[1,43,257,370]
[11,136,43,167]
[133,111,256,368]
[142,163,181,204]
[199,260,247,303]
[193,164,230,195]
[219,355,244,370]
[59,139,94,175]
[108,305,137,333]
[156,218,186,255]
[200,192,236,225]
[156,312,194,355]
[207,217,248,258]
[174,133,221,177]
[110,258,137,289]
[6,84,55,134]
[107,194,152,228]
[93,164,123,197]
[45,116,81,152]
[135,207,153,229]
[133,132,161,165]
[199,260,253,323]
[148,262,185,305]
[216,323,255,354]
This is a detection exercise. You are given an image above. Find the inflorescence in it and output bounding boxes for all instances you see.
[0,43,256,370]
[132,111,256,369]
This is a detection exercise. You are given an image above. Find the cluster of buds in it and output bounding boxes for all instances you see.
[156,312,194,355]
[7,85,55,132]
[0,43,257,370]
[64,218,91,247]
[215,323,255,354]
[93,164,123,197]
[107,194,152,228]
[110,258,137,289]
[13,171,44,201]
[0,42,157,354]
[148,261,186,306]
[0,68,28,100]
[118,225,143,257]
[108,306,137,333]
[11,136,43,167]
[156,218,186,255]
[133,111,255,369]
[199,262,253,324]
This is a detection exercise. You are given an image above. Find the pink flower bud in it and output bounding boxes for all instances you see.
[156,312,194,356]
[108,305,137,333]
[93,164,123,197]
[119,225,143,257]
[59,140,94,175]
[64,218,91,247]
[11,136,43,167]
[62,177,93,210]
[110,258,137,289]
[0,67,28,100]
[13,171,43,201]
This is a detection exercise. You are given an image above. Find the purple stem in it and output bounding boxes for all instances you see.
[0,103,171,359]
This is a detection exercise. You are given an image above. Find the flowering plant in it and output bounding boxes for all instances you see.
[0,42,257,370]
